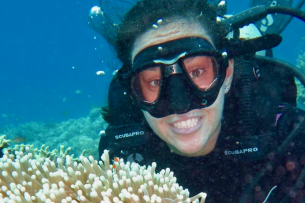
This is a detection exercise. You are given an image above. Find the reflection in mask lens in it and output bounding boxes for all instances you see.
[131,56,219,103]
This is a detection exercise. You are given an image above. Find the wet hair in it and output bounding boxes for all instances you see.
[115,0,222,67]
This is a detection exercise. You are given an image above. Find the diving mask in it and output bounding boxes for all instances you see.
[118,37,229,118]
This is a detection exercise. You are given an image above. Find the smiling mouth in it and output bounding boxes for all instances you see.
[173,117,201,129]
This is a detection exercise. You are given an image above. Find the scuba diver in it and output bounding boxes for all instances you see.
[89,0,305,202]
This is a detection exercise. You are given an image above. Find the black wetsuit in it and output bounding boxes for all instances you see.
[99,106,305,203]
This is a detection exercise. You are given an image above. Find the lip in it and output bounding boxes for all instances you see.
[169,116,203,135]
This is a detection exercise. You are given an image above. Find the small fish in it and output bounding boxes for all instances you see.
[152,23,158,29]
[302,36,305,40]
[75,90,83,94]
[157,18,163,25]
[112,157,120,172]
[96,70,105,76]
[11,136,26,143]
[62,111,70,116]
[112,70,118,76]
[99,130,105,136]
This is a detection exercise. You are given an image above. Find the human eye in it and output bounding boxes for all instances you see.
[149,79,162,87]
[138,66,162,88]
[189,68,205,79]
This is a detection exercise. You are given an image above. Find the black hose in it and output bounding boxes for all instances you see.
[267,6,305,22]
[254,56,305,88]
[221,5,305,37]
[275,0,305,34]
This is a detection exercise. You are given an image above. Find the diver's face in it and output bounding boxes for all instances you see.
[132,20,233,157]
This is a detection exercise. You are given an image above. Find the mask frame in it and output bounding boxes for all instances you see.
[118,37,229,118]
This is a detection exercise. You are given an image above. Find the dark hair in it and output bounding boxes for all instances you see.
[101,76,145,125]
[115,0,222,66]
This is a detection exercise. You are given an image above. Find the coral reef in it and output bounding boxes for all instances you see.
[5,142,83,163]
[0,135,10,157]
[0,135,10,149]
[1,108,106,160]
[0,146,207,203]
[297,52,305,69]
[296,52,305,110]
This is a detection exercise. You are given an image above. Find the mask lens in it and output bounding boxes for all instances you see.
[131,66,162,103]
[183,56,219,91]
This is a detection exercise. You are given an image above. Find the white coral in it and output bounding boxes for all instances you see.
[0,148,207,203]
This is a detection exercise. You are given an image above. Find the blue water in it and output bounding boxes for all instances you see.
[0,0,304,129]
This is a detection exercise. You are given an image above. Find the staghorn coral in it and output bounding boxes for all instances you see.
[0,147,207,203]
[0,135,10,157]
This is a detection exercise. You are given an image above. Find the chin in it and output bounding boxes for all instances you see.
[172,129,217,156]
[177,147,204,157]
[174,140,207,156]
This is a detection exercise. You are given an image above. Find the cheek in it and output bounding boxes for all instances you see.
[206,87,225,124]
[143,111,170,142]
[142,111,163,134]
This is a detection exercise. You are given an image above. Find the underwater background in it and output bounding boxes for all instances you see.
[0,0,305,158]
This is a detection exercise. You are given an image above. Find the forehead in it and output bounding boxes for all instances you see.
[132,19,213,61]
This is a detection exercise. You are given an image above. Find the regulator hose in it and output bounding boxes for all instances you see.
[254,56,305,88]
[234,57,257,136]
[274,0,305,34]
[267,6,305,21]
[221,5,305,37]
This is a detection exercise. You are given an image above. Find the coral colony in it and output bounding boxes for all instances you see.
[1,108,105,160]
[0,140,207,203]
[296,52,305,108]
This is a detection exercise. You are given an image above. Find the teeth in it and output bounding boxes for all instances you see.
[173,118,199,129]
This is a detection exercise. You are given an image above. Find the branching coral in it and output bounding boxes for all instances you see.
[0,135,10,157]
[0,135,10,148]
[0,147,207,203]
[5,143,84,163]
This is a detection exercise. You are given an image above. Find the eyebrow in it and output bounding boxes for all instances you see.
[184,57,195,64]
[145,66,160,71]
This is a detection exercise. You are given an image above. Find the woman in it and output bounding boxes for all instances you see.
[99,0,305,202]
